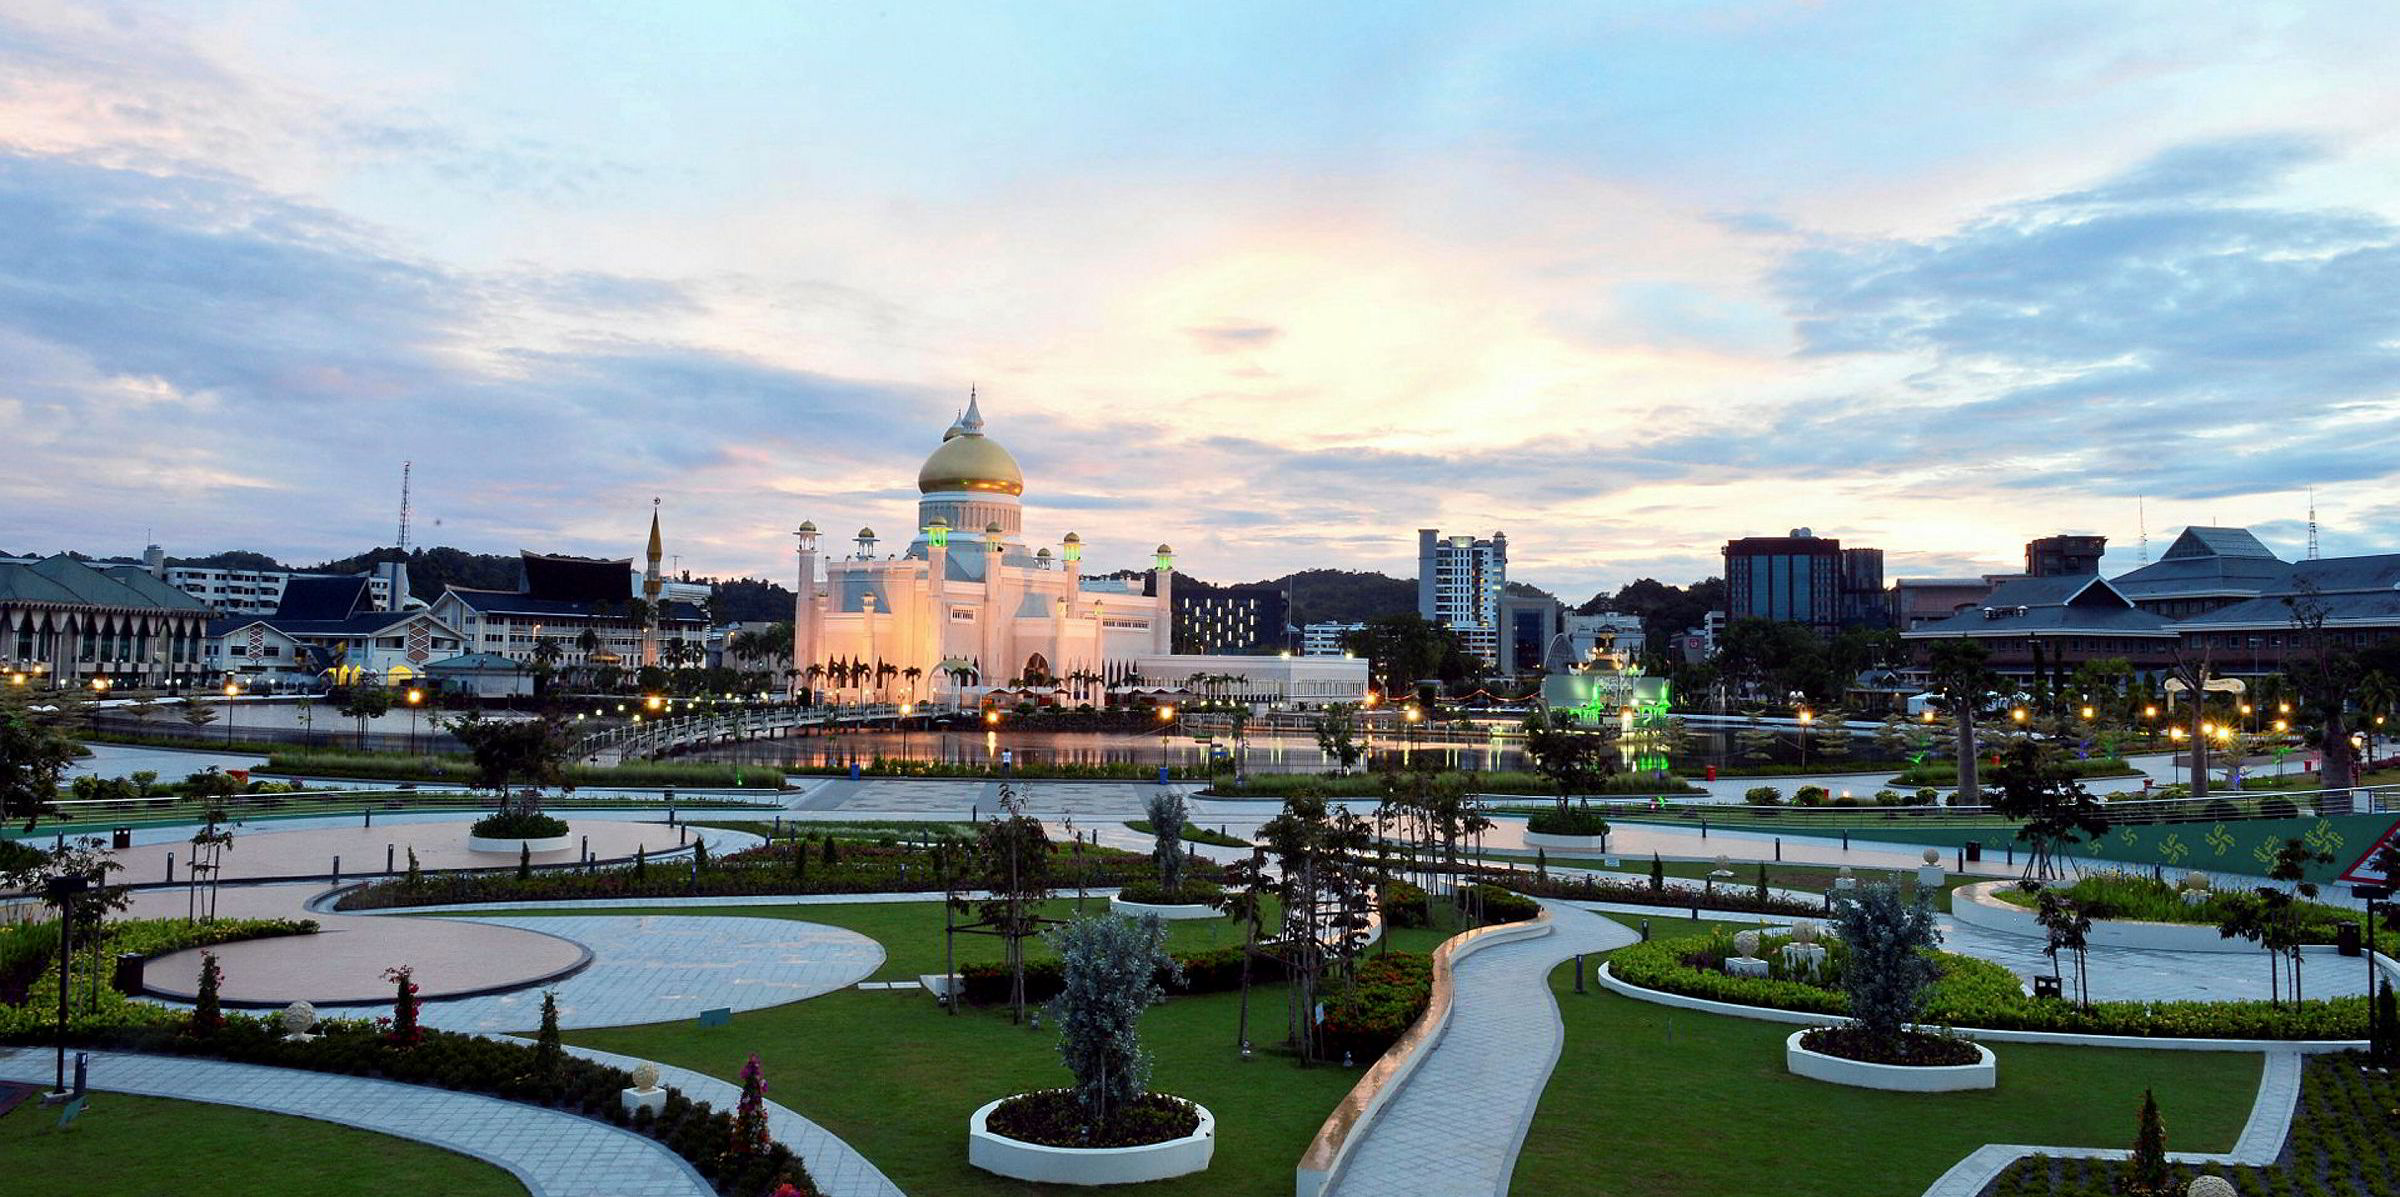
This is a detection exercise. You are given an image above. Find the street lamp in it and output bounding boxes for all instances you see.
[1156,703,1176,771]
[405,687,424,756]
[1797,708,1814,768]
[222,680,242,746]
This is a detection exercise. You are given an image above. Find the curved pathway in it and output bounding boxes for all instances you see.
[564,1044,905,1197]
[1326,903,1636,1197]
[0,1047,710,1197]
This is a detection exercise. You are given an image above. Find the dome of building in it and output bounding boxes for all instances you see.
[857,527,876,539]
[917,393,1024,496]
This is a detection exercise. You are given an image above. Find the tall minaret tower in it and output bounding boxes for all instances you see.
[640,498,664,669]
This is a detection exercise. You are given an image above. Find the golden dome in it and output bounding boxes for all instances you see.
[917,392,1024,496]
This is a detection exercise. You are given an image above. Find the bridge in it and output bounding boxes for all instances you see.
[579,702,941,763]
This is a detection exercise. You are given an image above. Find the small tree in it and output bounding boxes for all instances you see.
[1649,852,1664,893]
[2124,1089,2170,1196]
[193,951,224,1036]
[2265,836,2332,1002]
[730,1053,772,1157]
[447,712,573,795]
[1522,706,1611,812]
[1830,882,1939,1051]
[1144,790,1187,897]
[533,990,562,1083]
[2034,890,2093,1008]
[1986,740,2111,881]
[1754,861,1770,906]
[1,682,86,829]
[382,965,421,1046]
[1312,704,1365,774]
[340,685,392,749]
[1047,913,1180,1132]
[517,842,532,881]
[177,696,219,735]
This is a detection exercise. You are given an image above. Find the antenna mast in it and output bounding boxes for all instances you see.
[2307,487,2320,560]
[2137,496,2148,563]
[396,461,413,552]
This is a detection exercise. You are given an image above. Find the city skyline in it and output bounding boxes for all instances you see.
[4,3,2396,596]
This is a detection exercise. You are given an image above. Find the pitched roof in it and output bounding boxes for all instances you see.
[440,587,705,624]
[425,652,526,672]
[96,565,212,611]
[1901,574,2176,638]
[276,575,372,620]
[0,555,207,612]
[2161,526,2278,560]
[2110,527,2291,599]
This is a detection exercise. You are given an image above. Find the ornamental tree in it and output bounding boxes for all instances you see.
[730,1053,772,1157]
[1143,790,1187,896]
[1831,882,1939,1049]
[193,951,224,1036]
[1045,913,1180,1131]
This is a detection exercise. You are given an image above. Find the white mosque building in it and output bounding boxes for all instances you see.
[790,395,1367,710]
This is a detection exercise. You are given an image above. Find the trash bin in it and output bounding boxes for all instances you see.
[1157,765,1170,786]
[112,952,146,995]
[111,827,133,850]
[1963,841,1982,863]
[2336,922,2363,957]
[2032,974,2063,1000]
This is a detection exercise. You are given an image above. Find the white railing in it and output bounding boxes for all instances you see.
[578,702,943,762]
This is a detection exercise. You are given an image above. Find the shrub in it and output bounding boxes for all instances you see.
[1744,786,1783,806]
[1832,883,1939,1046]
[1911,788,1939,806]
[1379,879,1431,928]
[1046,914,1180,1128]
[471,810,568,839]
[1794,785,1829,807]
[1116,878,1224,908]
[1317,952,1433,1063]
[1872,789,1903,806]
[1525,808,1612,837]
[1468,884,1540,924]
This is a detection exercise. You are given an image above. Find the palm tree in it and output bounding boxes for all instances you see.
[2360,670,2396,766]
[902,665,924,701]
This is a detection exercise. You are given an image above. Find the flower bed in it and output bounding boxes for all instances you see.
[1114,878,1224,908]
[0,918,318,1033]
[28,1015,815,1196]
[1798,1025,1980,1066]
[1379,880,1431,928]
[1987,872,2363,943]
[1608,928,2369,1040]
[956,944,1285,1007]
[1786,1028,1995,1092]
[469,810,570,840]
[1494,869,1825,919]
[983,1089,1200,1148]
[1317,952,1434,1064]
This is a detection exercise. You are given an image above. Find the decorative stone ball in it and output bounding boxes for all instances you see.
[1732,930,1760,959]
[280,1001,316,1037]
[631,1062,661,1092]
[1791,920,1819,947]
[1922,848,1941,866]
[2183,871,2212,892]
[2186,1176,2238,1197]
[1836,866,1854,879]
[1715,854,1731,871]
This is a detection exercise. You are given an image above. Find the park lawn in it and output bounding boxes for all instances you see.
[1510,916,2265,1197]
[1496,854,1986,910]
[549,900,1456,1196]
[1,1091,527,1196]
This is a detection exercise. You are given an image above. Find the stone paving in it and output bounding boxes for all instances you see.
[416,914,884,1031]
[0,1046,711,1197]
[565,1044,905,1197]
[1934,916,2379,1003]
[1326,903,1636,1197]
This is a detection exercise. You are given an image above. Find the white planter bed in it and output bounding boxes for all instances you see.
[1108,894,1220,921]
[1952,881,2259,953]
[1521,831,1611,852]
[968,1094,1214,1185]
[468,832,573,855]
[1784,1030,1995,1092]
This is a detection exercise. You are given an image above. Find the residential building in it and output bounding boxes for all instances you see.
[426,548,707,673]
[1172,583,1291,655]
[1673,610,1725,664]
[1,555,213,688]
[1564,612,1646,665]
[167,556,408,617]
[1417,528,1506,663]
[1302,621,1366,657]
[1724,530,1844,632]
[1124,653,1368,710]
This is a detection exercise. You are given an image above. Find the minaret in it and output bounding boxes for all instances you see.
[1153,543,1175,654]
[982,521,1006,697]
[792,522,820,699]
[640,499,664,669]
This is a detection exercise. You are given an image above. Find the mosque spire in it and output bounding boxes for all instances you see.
[961,385,984,434]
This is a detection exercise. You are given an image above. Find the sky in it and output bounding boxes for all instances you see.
[2,1,2396,601]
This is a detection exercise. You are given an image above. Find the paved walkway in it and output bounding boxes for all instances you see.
[1934,916,2378,1003]
[565,1044,905,1197]
[417,914,883,1031]
[0,1046,710,1197]
[1327,903,1636,1197]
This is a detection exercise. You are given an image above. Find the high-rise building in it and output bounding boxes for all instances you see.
[1172,584,1291,655]
[1301,621,1366,657]
[2026,534,2107,578]
[1724,529,1887,633]
[1496,593,1562,674]
[1417,528,1506,663]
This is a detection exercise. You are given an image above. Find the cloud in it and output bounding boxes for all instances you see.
[1184,323,1281,352]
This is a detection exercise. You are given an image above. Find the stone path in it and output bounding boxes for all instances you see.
[1934,916,2378,1003]
[1326,903,1636,1197]
[416,914,883,1031]
[565,1044,905,1197]
[0,1046,710,1197]
[1918,1050,2302,1197]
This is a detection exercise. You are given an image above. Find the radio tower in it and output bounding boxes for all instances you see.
[395,461,414,552]
[2137,496,2149,563]
[2307,486,2320,560]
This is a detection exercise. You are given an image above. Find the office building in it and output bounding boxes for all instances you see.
[1173,584,1291,655]
[1,554,213,688]
[1302,621,1366,657]
[2026,534,2107,578]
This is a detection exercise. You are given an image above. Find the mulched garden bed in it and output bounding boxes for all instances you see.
[1800,1026,1982,1067]
[984,1090,1200,1148]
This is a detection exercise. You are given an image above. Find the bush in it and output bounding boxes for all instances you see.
[1468,884,1541,924]
[1794,786,1829,807]
[1872,789,1904,806]
[1990,870,2363,943]
[1744,786,1783,806]
[1525,808,1612,837]
[1379,880,1431,928]
[1607,929,2369,1040]
[1115,878,1224,908]
[958,942,1284,1006]
[1318,952,1433,1063]
[470,810,569,839]
[0,918,319,1036]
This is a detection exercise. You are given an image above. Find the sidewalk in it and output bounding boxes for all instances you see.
[0,1047,711,1197]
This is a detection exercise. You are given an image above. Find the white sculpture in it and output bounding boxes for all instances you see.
[2182,871,2211,892]
[280,1001,318,1042]
[631,1061,661,1092]
[1733,930,1760,959]
[1834,865,1856,891]
[2186,1176,2238,1197]
[622,1060,667,1118]
[1790,920,1819,947]
[1922,848,1941,866]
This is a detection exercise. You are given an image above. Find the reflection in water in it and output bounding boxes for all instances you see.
[678,725,1861,775]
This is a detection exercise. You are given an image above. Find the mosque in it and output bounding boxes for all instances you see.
[790,394,1367,710]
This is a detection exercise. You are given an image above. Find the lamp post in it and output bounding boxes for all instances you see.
[405,687,424,757]
[1796,708,1814,769]
[222,680,242,746]
[1157,703,1176,772]
[43,874,89,1099]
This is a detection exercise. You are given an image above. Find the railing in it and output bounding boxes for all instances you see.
[9,785,779,838]
[1575,784,2397,829]
[581,703,936,763]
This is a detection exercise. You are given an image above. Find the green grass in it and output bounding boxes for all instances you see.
[552,899,1458,1196]
[1493,853,1982,910]
[1511,915,2266,1197]
[1125,819,1251,848]
[0,1091,527,1196]
[1985,870,2364,940]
